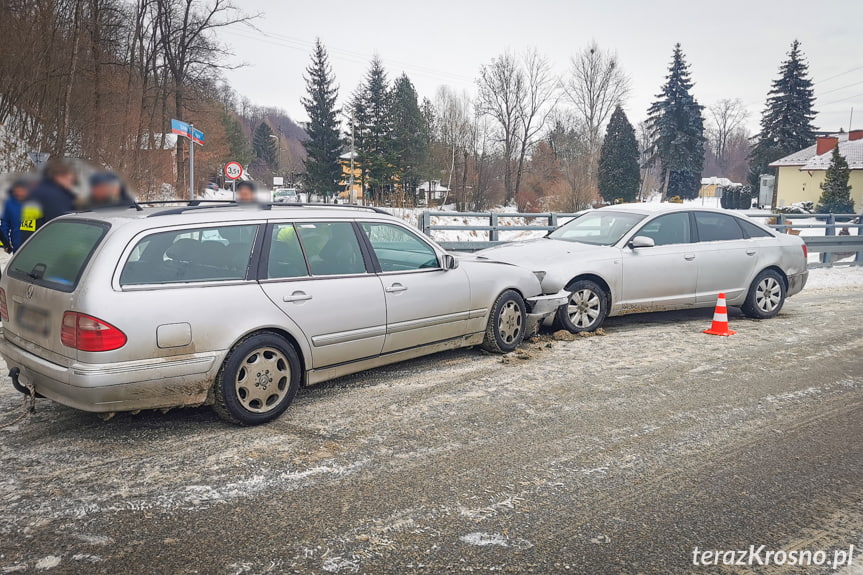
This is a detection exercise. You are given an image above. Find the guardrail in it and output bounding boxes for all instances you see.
[418,210,863,267]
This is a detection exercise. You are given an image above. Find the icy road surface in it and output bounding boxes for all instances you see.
[1,268,862,574]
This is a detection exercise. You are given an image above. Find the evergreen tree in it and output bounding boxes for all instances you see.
[252,122,278,170]
[750,40,817,188]
[816,146,854,214]
[390,74,428,202]
[221,112,253,168]
[598,105,640,203]
[301,39,342,201]
[646,43,705,200]
[351,56,394,204]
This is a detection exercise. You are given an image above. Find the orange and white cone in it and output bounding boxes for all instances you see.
[703,292,736,336]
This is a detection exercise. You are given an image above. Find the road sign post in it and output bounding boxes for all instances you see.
[224,161,244,201]
[171,119,205,200]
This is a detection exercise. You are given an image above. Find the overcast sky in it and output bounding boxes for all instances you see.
[221,0,863,136]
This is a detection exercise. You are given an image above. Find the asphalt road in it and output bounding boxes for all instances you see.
[1,280,862,574]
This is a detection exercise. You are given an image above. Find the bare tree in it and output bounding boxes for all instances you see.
[563,42,630,150]
[707,98,748,170]
[476,51,523,203]
[514,48,558,201]
[477,49,557,204]
[155,0,256,195]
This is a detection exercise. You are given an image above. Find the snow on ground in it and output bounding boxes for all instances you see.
[804,266,863,290]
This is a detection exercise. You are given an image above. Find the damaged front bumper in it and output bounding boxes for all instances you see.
[525,290,569,335]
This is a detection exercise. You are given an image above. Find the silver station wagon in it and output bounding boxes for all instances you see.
[478,204,809,333]
[0,204,565,425]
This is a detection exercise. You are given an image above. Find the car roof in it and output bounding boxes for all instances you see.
[61,203,394,226]
[594,203,739,216]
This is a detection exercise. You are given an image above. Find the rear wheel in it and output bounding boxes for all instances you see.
[213,333,301,425]
[741,269,786,319]
[556,279,609,333]
[482,290,526,353]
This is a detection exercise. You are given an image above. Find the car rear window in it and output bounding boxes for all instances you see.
[8,220,108,292]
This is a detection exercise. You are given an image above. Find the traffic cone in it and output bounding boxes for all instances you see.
[703,293,736,336]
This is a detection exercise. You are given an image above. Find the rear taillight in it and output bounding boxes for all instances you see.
[61,312,127,352]
[802,244,808,259]
[0,288,8,322]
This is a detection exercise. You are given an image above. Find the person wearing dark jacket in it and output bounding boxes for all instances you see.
[87,172,134,209]
[1,179,31,252]
[19,159,78,244]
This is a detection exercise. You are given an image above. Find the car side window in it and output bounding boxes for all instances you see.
[295,222,366,276]
[267,224,309,279]
[635,213,692,246]
[737,218,774,239]
[120,224,258,286]
[360,222,440,272]
[694,212,744,242]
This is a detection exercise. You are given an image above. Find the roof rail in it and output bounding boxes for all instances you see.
[144,200,240,218]
[262,202,391,215]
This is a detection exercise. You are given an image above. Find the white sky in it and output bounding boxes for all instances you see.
[221,0,863,136]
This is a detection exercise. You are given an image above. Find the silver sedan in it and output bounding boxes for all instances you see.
[476,204,809,332]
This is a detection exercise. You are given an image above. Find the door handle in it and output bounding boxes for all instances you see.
[283,291,312,303]
[684,254,696,261]
[385,283,408,293]
[746,249,757,256]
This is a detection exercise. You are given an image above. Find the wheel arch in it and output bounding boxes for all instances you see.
[565,273,613,308]
[224,327,308,384]
[759,265,789,290]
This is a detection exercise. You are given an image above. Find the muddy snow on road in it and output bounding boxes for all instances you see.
[1,270,863,574]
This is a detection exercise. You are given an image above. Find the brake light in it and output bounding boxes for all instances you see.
[802,244,808,258]
[0,288,7,322]
[61,312,127,352]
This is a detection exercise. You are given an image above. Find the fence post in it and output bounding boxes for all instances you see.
[820,214,835,265]
[776,213,787,233]
[420,210,430,236]
[549,213,558,231]
[489,213,499,242]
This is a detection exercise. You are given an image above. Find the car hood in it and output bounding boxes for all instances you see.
[474,238,608,267]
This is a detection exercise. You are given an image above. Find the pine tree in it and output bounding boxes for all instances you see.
[750,40,817,187]
[598,105,640,203]
[301,39,342,201]
[252,122,278,170]
[390,74,428,202]
[351,56,394,204]
[221,112,253,167]
[646,43,705,200]
[816,146,854,214]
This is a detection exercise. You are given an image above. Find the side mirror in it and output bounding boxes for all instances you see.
[629,236,655,249]
[441,254,459,270]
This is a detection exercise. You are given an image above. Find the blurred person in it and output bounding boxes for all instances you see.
[87,172,133,209]
[1,178,32,253]
[235,181,256,203]
[19,158,78,243]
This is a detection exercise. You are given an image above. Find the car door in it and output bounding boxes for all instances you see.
[692,211,760,303]
[359,221,471,354]
[618,212,697,310]
[257,221,386,369]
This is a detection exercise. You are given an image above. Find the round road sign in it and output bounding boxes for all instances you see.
[224,161,244,180]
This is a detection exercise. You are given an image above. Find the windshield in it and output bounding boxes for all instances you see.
[548,211,646,246]
[8,220,109,292]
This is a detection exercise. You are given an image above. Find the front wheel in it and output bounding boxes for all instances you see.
[556,279,609,333]
[482,290,527,353]
[213,333,301,425]
[741,269,786,319]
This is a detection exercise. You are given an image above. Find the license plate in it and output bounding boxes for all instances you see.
[16,305,49,336]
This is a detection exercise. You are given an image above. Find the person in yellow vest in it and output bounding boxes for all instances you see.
[19,159,78,244]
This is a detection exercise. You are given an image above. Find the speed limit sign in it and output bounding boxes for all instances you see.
[224,161,244,180]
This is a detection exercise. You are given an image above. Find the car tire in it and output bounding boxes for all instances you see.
[556,279,609,333]
[213,332,301,426]
[741,269,786,319]
[481,289,527,354]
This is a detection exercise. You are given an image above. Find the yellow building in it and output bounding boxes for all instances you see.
[770,131,863,209]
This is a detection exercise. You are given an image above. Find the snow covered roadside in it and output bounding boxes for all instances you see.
[803,266,863,290]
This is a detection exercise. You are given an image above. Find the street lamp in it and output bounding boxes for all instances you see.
[269,134,282,188]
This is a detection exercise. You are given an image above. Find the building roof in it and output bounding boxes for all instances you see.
[770,133,863,171]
